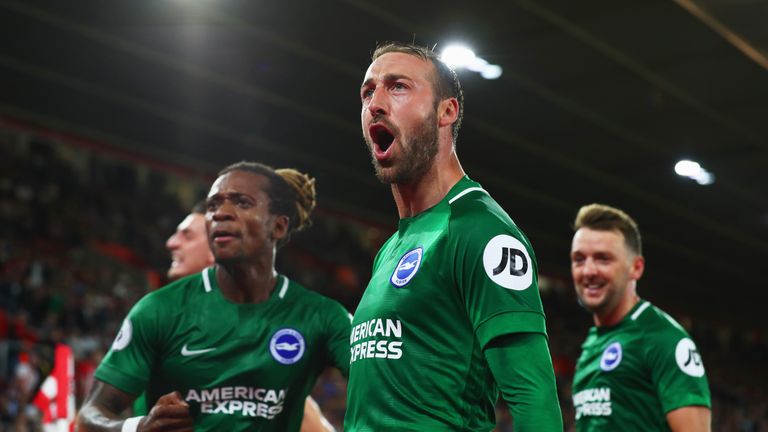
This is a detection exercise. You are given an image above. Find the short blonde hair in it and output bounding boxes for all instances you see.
[573,203,642,256]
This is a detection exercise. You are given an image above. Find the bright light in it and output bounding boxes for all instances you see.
[480,64,503,79]
[693,171,715,185]
[674,160,701,177]
[466,57,488,72]
[675,159,714,185]
[440,44,503,80]
[440,45,477,68]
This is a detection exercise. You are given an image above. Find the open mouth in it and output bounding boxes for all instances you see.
[582,281,605,294]
[369,124,395,152]
[212,229,237,241]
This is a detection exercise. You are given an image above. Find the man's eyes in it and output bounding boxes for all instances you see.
[361,82,408,100]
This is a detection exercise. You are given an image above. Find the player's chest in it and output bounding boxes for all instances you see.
[574,333,650,390]
[358,233,453,318]
[158,305,321,385]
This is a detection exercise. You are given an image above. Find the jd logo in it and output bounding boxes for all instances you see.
[483,235,532,291]
[675,338,705,377]
[685,348,702,367]
[492,247,528,276]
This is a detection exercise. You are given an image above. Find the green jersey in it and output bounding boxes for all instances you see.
[572,300,711,431]
[345,177,550,431]
[95,266,351,432]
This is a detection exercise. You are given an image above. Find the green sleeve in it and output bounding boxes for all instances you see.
[449,206,547,341]
[94,296,161,395]
[484,333,563,431]
[646,331,711,412]
[132,393,148,416]
[324,299,352,377]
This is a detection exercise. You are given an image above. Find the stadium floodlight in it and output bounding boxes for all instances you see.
[440,45,477,68]
[693,171,715,185]
[674,160,701,177]
[674,159,715,185]
[466,57,488,72]
[480,64,503,80]
[440,44,503,80]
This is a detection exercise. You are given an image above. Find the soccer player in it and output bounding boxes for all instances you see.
[569,203,711,431]
[344,42,562,431]
[135,201,336,431]
[165,201,215,281]
[77,162,351,432]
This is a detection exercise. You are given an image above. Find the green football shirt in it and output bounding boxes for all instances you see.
[572,300,711,431]
[95,266,351,432]
[345,176,550,431]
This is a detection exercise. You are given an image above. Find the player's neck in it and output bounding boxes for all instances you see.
[594,291,640,328]
[392,151,464,219]
[215,261,278,304]
[593,293,640,327]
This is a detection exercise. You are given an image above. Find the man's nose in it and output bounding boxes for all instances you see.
[211,200,236,221]
[166,233,180,250]
[582,258,598,275]
[367,87,388,116]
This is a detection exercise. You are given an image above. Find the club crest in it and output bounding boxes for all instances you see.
[390,247,423,288]
[600,342,622,371]
[270,328,305,365]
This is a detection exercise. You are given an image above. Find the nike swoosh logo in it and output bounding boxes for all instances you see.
[181,343,216,356]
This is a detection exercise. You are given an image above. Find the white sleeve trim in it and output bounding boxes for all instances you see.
[448,187,488,205]
[630,301,651,320]
[278,276,289,299]
[661,310,686,332]
[202,267,213,293]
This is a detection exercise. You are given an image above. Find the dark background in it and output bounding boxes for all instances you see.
[2,0,767,324]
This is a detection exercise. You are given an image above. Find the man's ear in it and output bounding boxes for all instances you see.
[630,255,645,281]
[438,97,459,128]
[271,215,289,241]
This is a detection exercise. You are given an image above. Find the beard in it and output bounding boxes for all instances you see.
[575,276,629,317]
[365,111,439,185]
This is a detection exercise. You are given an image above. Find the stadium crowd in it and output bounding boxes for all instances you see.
[0,131,766,430]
